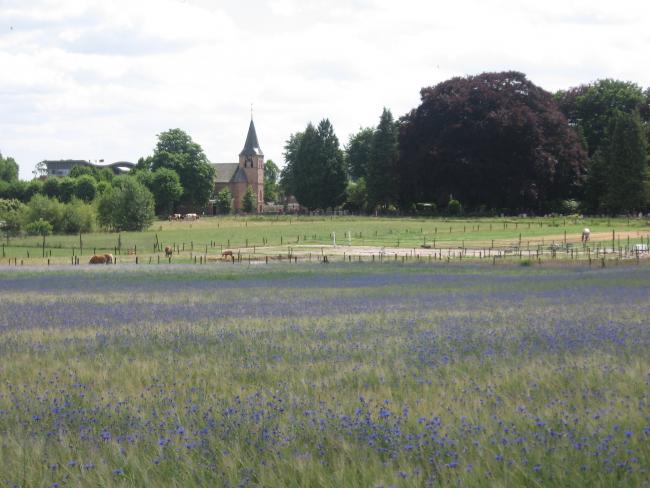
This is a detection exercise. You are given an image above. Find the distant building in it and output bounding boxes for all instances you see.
[212,119,264,213]
[41,160,135,177]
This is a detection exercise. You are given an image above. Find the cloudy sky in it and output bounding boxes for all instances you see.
[2,0,649,180]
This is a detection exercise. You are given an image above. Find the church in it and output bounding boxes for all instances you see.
[212,119,264,213]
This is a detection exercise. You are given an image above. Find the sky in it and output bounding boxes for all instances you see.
[1,0,650,180]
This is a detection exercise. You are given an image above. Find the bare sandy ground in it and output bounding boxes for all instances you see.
[221,229,650,261]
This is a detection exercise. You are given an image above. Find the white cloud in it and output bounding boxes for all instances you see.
[0,0,649,179]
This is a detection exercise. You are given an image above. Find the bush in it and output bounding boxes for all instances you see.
[447,198,462,216]
[242,185,256,213]
[96,177,155,231]
[24,180,43,201]
[0,180,29,202]
[216,188,232,214]
[0,198,26,235]
[24,194,64,233]
[96,180,110,195]
[62,199,95,233]
[345,178,367,213]
[559,199,580,215]
[42,178,60,199]
[25,218,53,236]
[58,177,76,203]
[0,180,9,200]
[73,175,97,202]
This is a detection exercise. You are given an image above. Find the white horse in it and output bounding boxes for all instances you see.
[581,228,591,243]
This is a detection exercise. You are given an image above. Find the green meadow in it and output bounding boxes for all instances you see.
[2,215,649,264]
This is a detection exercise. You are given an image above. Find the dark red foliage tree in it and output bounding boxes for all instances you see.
[398,72,587,212]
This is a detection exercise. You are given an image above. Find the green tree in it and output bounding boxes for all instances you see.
[556,79,650,212]
[345,177,368,213]
[149,168,183,215]
[97,167,115,182]
[42,178,60,199]
[447,198,462,216]
[25,218,53,236]
[0,180,28,202]
[215,188,232,214]
[242,185,256,213]
[556,79,648,157]
[0,153,19,182]
[25,180,43,201]
[96,178,155,231]
[73,175,97,202]
[290,119,347,210]
[144,129,215,207]
[96,186,119,229]
[367,108,398,210]
[279,132,303,198]
[24,195,64,233]
[264,159,280,203]
[62,199,95,233]
[600,111,649,213]
[58,177,76,203]
[345,127,374,180]
[96,180,110,195]
[0,198,25,235]
[69,165,97,180]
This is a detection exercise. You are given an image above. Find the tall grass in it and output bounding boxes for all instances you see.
[0,264,648,486]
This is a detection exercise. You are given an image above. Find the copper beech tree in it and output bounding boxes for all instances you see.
[398,72,587,213]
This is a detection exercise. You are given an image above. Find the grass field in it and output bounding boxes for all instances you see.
[2,215,650,265]
[0,263,648,487]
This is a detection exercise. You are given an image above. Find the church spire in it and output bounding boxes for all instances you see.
[240,118,263,157]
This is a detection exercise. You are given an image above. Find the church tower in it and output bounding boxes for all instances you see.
[238,118,264,212]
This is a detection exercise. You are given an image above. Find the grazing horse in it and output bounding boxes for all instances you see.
[184,213,198,221]
[89,255,106,264]
[164,245,173,257]
[222,250,234,258]
[581,228,591,243]
[89,253,113,265]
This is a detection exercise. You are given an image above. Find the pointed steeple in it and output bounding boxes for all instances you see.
[240,119,263,157]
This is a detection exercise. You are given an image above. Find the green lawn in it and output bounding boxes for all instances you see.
[2,215,649,264]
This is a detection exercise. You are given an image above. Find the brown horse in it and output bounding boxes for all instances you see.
[89,253,113,265]
[164,246,173,257]
[222,250,234,258]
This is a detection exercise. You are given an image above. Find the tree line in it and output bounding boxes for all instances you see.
[0,130,214,235]
[281,72,650,215]
[1,128,283,236]
[2,71,649,237]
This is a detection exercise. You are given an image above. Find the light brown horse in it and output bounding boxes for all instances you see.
[89,253,113,265]
[164,246,173,257]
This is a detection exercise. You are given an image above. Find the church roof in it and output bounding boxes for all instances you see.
[239,119,263,157]
[212,163,248,184]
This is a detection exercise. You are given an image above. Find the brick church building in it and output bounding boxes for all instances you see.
[212,119,264,213]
